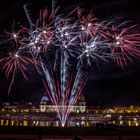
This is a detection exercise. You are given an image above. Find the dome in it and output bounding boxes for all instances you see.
[41,96,49,102]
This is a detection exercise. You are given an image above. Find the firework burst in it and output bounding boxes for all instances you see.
[1,1,140,126]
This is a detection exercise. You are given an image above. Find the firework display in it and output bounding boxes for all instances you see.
[1,2,140,126]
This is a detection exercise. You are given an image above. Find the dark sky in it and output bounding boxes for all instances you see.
[0,0,140,106]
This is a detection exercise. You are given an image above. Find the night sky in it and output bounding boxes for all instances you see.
[0,0,140,106]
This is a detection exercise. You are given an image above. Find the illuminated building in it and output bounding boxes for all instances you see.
[0,95,140,127]
[40,95,86,113]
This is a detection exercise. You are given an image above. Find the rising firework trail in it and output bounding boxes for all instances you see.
[1,0,140,126]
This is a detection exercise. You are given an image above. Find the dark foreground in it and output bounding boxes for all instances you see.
[1,126,140,140]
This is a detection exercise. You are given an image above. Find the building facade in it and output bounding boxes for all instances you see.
[0,95,140,127]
